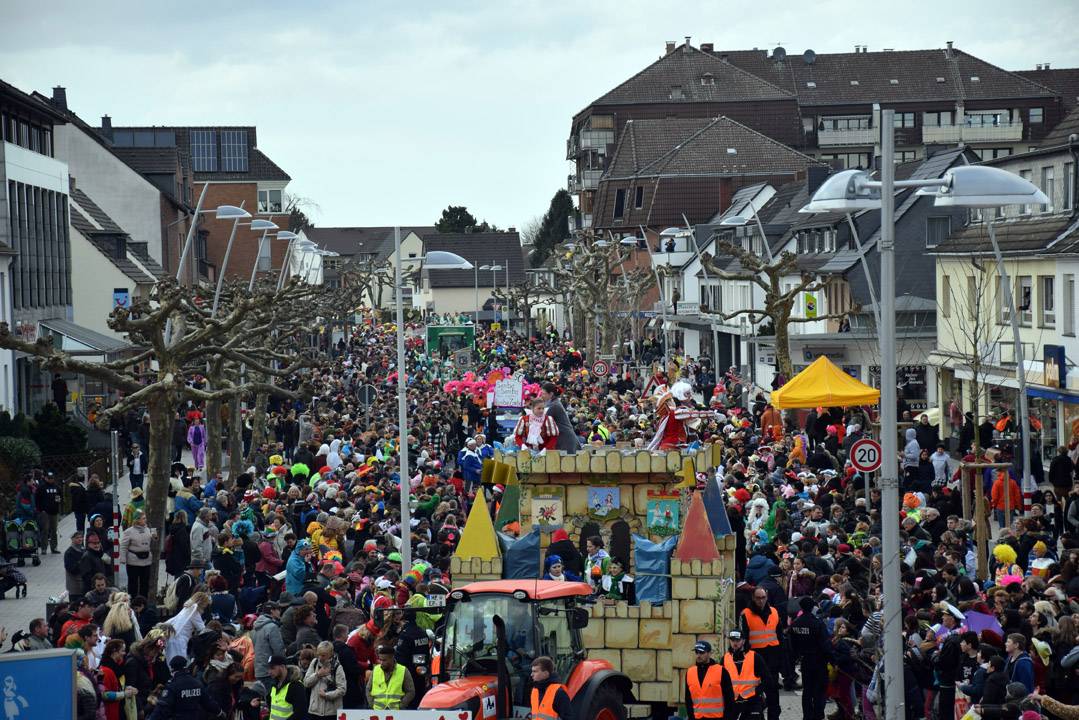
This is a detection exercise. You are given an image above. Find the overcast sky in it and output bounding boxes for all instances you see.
[4,1,1078,230]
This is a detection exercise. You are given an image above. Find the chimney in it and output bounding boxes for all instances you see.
[665,40,676,54]
[807,165,831,196]
[683,36,691,53]
[100,115,113,140]
[701,42,714,53]
[945,40,954,58]
[508,227,516,233]
[68,175,76,192]
[51,86,67,110]
[1045,62,1051,69]
[720,53,729,62]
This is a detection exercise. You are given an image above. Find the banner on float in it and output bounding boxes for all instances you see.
[339,712,475,720]
[0,649,76,719]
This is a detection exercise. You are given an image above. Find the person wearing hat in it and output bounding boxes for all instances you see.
[64,530,86,601]
[147,655,221,720]
[789,595,830,720]
[253,602,287,693]
[267,654,308,720]
[686,640,735,720]
[367,644,415,710]
[286,539,314,596]
[722,630,770,720]
[740,586,784,720]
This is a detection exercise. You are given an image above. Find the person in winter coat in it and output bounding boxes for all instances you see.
[902,427,921,481]
[189,508,215,567]
[287,540,314,596]
[99,638,137,720]
[68,475,90,533]
[165,592,209,665]
[1050,446,1075,495]
[120,509,155,600]
[745,552,778,585]
[187,417,206,470]
[540,382,582,452]
[149,656,222,720]
[991,471,1022,529]
[252,602,287,690]
[304,641,347,719]
[256,530,285,585]
[164,513,192,578]
[545,528,584,577]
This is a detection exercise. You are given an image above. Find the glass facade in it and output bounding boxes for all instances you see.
[6,181,71,310]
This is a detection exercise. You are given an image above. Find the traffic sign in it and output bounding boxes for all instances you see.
[592,360,610,377]
[850,438,882,473]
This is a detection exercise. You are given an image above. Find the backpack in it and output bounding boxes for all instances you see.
[163,579,180,614]
[191,425,203,445]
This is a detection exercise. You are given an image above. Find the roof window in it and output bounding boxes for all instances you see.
[936,77,946,83]
[726,148,737,155]
[806,81,817,88]
[970,76,980,82]
[889,79,899,85]
[670,85,685,100]
[850,80,860,86]
[700,73,715,86]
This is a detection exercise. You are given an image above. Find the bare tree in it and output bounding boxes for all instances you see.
[701,240,856,379]
[493,277,555,338]
[340,256,395,309]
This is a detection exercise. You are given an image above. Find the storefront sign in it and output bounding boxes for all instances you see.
[1045,344,1066,388]
[112,287,130,309]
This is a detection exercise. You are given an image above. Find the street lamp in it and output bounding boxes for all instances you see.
[802,113,1045,720]
[278,238,316,290]
[211,218,277,317]
[253,230,297,290]
[394,229,471,570]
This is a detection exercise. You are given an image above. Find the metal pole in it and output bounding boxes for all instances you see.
[474,265,479,325]
[211,205,246,318]
[878,109,904,720]
[987,220,1031,516]
[110,430,121,577]
[176,183,209,283]
[394,226,412,570]
[845,213,883,330]
[277,237,296,291]
[250,231,269,291]
[639,225,670,372]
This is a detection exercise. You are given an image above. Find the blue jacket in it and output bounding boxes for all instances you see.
[173,490,203,525]
[460,449,483,483]
[285,551,309,596]
[745,554,777,585]
[1007,652,1035,694]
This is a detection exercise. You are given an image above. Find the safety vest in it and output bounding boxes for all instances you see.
[742,607,779,649]
[269,682,294,720]
[371,663,407,710]
[531,683,566,720]
[723,651,760,700]
[687,664,726,718]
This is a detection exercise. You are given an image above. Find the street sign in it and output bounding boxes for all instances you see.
[850,438,882,473]
[356,385,377,406]
[592,360,610,377]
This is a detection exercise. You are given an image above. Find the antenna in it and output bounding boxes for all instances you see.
[803,49,817,65]
[772,46,787,61]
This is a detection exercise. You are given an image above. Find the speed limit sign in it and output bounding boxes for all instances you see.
[591,360,610,377]
[850,438,882,473]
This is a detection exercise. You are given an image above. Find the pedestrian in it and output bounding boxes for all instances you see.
[253,601,287,691]
[686,640,734,720]
[172,412,188,464]
[529,655,573,720]
[119,509,154,600]
[126,443,146,490]
[189,507,215,568]
[739,587,783,720]
[267,654,307,720]
[188,416,206,470]
[164,591,209,665]
[789,595,830,720]
[303,640,346,719]
[64,531,86,601]
[34,470,62,553]
[79,532,112,592]
[51,373,68,410]
[722,630,768,720]
[68,473,90,533]
[148,656,222,720]
[367,644,415,711]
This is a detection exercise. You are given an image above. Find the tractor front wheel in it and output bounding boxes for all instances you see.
[586,685,627,720]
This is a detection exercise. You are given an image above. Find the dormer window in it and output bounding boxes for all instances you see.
[970,76,980,82]
[806,81,817,88]
[700,73,715,86]
[889,79,899,85]
[670,85,685,100]
[849,80,860,86]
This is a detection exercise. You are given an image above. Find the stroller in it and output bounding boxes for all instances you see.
[3,519,42,567]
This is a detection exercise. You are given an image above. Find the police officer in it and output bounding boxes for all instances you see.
[740,588,784,720]
[148,656,223,719]
[723,631,769,720]
[686,640,735,720]
[396,610,432,707]
[788,596,831,720]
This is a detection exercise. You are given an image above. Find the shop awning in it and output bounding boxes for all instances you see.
[40,319,132,354]
[1027,385,1079,402]
[770,355,881,409]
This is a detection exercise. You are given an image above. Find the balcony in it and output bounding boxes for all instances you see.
[568,174,581,194]
[566,136,579,160]
[568,170,602,195]
[580,129,614,152]
[922,121,1023,144]
[818,127,876,146]
[653,300,699,316]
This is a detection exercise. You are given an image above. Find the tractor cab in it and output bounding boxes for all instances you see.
[420,580,622,720]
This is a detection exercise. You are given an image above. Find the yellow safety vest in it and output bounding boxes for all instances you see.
[371,663,407,710]
[270,681,294,720]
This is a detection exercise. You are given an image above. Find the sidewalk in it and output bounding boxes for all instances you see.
[0,447,222,642]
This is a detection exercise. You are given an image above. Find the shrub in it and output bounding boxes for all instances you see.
[0,436,42,515]
[29,404,87,456]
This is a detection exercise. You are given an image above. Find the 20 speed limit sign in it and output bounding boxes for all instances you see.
[850,438,882,473]
[591,360,610,377]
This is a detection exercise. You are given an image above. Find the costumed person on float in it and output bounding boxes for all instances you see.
[648,380,706,450]
[513,397,559,451]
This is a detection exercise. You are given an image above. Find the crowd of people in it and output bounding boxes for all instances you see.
[8,319,1079,720]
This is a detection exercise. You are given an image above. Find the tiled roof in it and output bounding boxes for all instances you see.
[105,125,290,182]
[111,147,183,175]
[1041,105,1079,147]
[128,242,165,279]
[605,116,822,179]
[590,44,794,106]
[422,232,525,288]
[305,226,436,263]
[713,46,1058,106]
[933,215,1076,254]
[1016,67,1079,111]
[68,188,158,284]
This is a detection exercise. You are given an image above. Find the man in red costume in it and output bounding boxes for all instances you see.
[648,381,697,450]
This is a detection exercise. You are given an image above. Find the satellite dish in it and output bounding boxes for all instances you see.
[772,46,787,61]
[803,49,817,65]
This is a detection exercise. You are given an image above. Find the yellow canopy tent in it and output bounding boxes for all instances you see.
[770,356,881,409]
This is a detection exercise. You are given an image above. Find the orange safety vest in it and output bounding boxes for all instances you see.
[723,651,760,700]
[741,607,780,649]
[687,664,726,718]
[531,684,566,720]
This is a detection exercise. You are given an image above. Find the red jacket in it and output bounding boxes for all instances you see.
[990,472,1021,511]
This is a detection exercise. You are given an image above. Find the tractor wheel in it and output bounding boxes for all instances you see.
[586,685,627,720]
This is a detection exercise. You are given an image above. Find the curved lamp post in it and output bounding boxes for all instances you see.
[211,218,277,317]
[253,230,297,291]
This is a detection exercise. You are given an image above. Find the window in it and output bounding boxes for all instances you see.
[258,234,272,271]
[942,275,951,317]
[820,116,871,131]
[190,130,217,172]
[975,147,1012,161]
[1065,163,1074,211]
[895,150,919,163]
[1019,170,1033,214]
[1065,275,1075,336]
[820,152,870,169]
[133,130,154,147]
[893,112,915,128]
[850,80,860,86]
[700,73,715,86]
[1019,276,1032,326]
[926,217,950,248]
[1030,107,1044,124]
[923,111,953,127]
[669,86,685,100]
[634,186,644,209]
[1041,166,1055,213]
[967,275,977,318]
[613,188,626,219]
[965,111,1007,127]
[1040,275,1055,327]
[257,189,283,213]
[220,130,249,172]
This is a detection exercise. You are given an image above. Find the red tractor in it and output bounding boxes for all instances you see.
[420,579,633,720]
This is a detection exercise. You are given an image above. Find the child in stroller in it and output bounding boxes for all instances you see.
[0,559,27,598]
